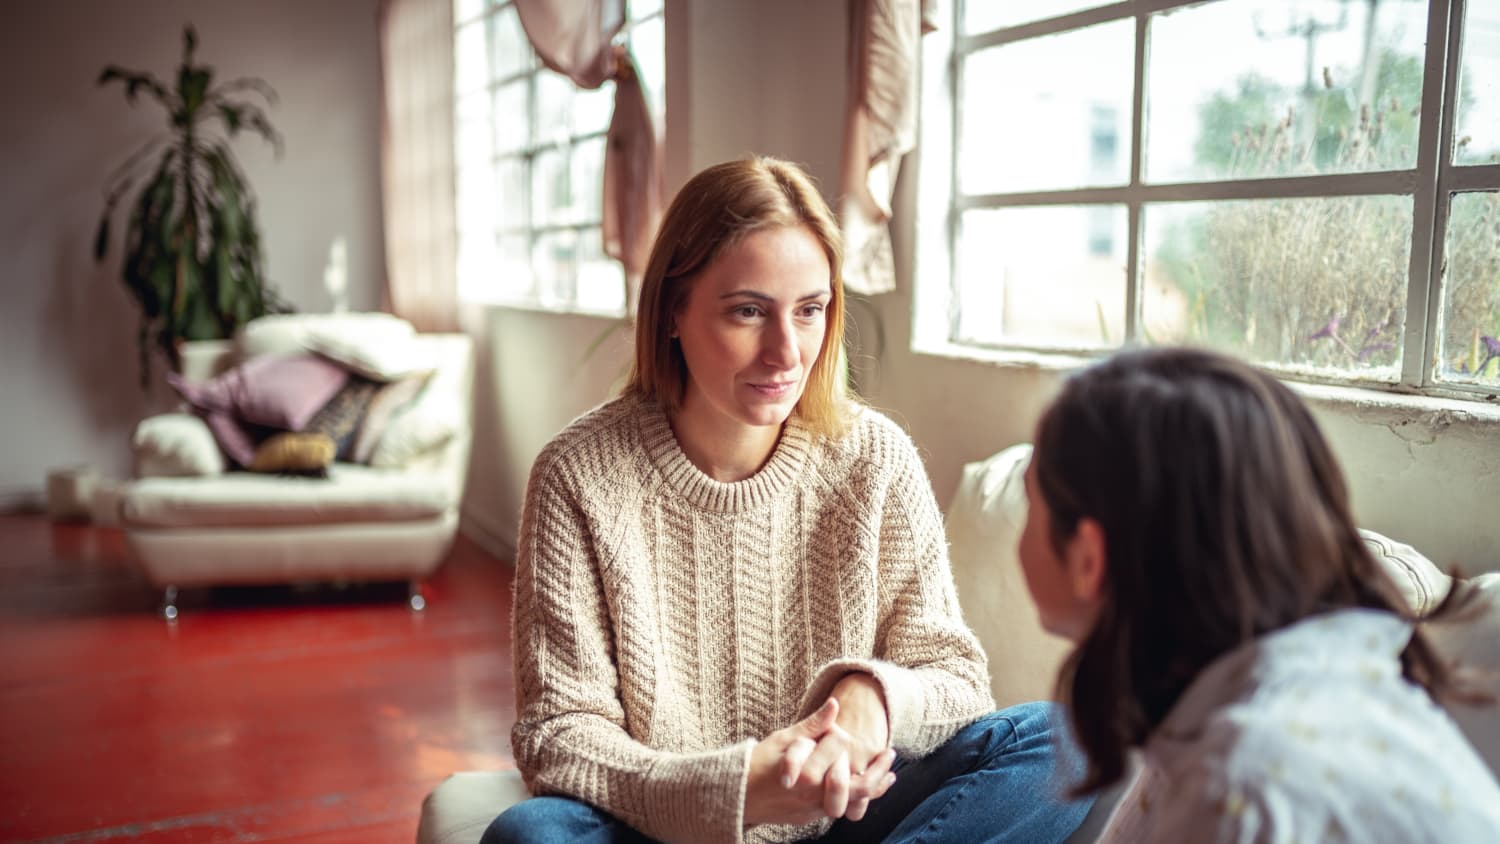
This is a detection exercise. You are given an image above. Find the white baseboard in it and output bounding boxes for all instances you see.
[460,504,517,563]
[0,487,44,514]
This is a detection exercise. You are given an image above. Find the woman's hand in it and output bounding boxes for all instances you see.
[789,673,892,821]
[744,698,897,827]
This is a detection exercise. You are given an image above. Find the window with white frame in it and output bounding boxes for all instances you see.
[453,0,665,314]
[918,0,1500,398]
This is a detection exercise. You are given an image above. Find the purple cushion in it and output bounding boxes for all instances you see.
[169,354,349,432]
[201,411,260,469]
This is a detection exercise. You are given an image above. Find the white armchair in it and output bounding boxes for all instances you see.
[120,313,474,619]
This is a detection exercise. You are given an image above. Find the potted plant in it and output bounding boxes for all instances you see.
[93,24,290,387]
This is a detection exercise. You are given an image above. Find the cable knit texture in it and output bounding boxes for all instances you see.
[510,395,994,844]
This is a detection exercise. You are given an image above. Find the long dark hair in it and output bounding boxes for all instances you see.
[1033,347,1461,794]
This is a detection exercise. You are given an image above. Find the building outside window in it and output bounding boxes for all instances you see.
[452,0,664,315]
[919,0,1500,399]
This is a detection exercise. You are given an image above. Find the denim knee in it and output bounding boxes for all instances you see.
[962,701,1058,748]
[480,796,603,844]
[963,703,1084,778]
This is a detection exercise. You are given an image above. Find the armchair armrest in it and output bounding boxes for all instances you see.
[132,413,227,478]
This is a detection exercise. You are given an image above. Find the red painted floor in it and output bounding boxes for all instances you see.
[0,514,517,843]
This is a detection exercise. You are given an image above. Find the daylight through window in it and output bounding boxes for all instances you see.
[452,0,664,314]
[921,0,1500,398]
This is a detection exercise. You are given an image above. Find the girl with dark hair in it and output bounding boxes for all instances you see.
[1020,346,1500,841]
[481,158,1092,844]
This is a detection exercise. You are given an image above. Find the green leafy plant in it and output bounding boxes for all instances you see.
[93,24,290,387]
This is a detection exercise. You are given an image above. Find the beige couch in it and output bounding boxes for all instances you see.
[416,443,1500,843]
[120,313,474,619]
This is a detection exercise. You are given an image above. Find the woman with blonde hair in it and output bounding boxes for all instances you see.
[481,157,1092,843]
[1019,346,1500,841]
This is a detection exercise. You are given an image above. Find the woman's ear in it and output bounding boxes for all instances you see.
[1066,517,1108,606]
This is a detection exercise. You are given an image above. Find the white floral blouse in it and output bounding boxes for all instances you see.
[1096,608,1500,843]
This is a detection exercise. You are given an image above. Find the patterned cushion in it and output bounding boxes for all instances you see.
[302,376,383,462]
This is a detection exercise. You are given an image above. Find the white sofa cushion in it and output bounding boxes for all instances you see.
[237,312,415,360]
[370,335,471,468]
[1430,571,1500,775]
[1360,528,1455,616]
[945,443,1074,709]
[122,464,454,528]
[132,413,226,478]
[417,771,528,844]
[305,328,436,382]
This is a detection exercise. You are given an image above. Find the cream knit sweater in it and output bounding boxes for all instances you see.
[510,395,994,844]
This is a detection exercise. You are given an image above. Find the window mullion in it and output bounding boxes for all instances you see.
[1405,0,1460,388]
[948,0,965,345]
[1124,10,1148,344]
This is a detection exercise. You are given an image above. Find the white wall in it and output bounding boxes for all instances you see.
[0,0,385,501]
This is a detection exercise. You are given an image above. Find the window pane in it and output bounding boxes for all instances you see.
[456,232,496,299]
[1148,0,1427,183]
[497,233,531,297]
[577,228,626,313]
[492,80,529,154]
[534,70,575,146]
[1437,192,1500,385]
[1142,196,1411,379]
[574,83,615,137]
[487,4,531,80]
[455,165,498,235]
[631,14,667,126]
[454,0,484,24]
[455,20,489,96]
[522,140,603,228]
[457,231,530,302]
[960,20,1132,195]
[1456,0,1500,165]
[455,91,493,171]
[495,156,528,231]
[568,136,606,225]
[533,229,580,307]
[631,0,663,22]
[954,206,1127,349]
[532,147,567,227]
[963,0,1105,34]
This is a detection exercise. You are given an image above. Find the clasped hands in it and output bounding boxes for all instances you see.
[744,673,898,828]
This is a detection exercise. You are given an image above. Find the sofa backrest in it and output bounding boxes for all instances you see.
[947,443,1500,779]
[946,444,1072,709]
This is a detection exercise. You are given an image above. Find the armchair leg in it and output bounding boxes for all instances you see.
[408,580,427,612]
[161,585,179,622]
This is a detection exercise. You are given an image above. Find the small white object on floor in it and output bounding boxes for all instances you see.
[46,465,98,521]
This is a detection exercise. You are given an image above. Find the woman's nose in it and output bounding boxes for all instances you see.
[762,316,799,368]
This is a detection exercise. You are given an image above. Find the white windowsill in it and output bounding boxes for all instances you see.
[911,339,1500,426]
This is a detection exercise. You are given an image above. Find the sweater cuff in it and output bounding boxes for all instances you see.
[643,739,754,844]
[798,658,926,750]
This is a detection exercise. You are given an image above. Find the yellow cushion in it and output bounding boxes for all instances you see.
[250,433,336,474]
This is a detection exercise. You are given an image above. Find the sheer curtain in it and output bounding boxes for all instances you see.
[514,0,662,314]
[378,0,459,332]
[840,0,937,296]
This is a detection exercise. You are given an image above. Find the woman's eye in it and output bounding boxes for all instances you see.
[732,305,762,319]
[800,303,826,318]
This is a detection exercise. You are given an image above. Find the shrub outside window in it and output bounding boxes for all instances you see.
[919,0,1500,398]
[453,0,664,315]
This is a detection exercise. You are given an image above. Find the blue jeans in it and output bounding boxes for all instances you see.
[480,701,1093,844]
